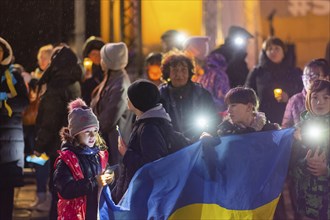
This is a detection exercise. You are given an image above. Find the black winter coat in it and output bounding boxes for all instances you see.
[35,47,82,157]
[245,51,303,124]
[112,117,172,204]
[53,144,106,220]
[0,65,29,188]
[160,82,219,141]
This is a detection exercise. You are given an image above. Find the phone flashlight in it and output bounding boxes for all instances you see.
[116,125,122,138]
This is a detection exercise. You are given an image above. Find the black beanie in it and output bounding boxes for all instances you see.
[127,80,160,112]
[82,36,105,58]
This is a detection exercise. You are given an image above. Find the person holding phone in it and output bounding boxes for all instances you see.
[290,80,330,220]
[112,80,182,204]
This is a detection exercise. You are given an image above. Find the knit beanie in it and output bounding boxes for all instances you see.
[101,42,128,70]
[82,36,105,58]
[127,79,160,112]
[67,98,99,136]
[183,36,210,59]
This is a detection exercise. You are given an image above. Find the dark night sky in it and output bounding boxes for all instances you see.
[0,0,100,72]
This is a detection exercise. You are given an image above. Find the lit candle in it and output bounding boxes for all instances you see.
[273,88,283,98]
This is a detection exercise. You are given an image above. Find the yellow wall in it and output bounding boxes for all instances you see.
[141,0,203,55]
[100,0,121,43]
[101,0,203,56]
[261,13,330,68]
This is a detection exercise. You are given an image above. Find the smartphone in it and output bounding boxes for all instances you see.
[105,164,119,174]
[116,125,122,138]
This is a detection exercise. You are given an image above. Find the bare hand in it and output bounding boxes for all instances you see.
[33,150,42,157]
[96,173,114,187]
[200,132,213,139]
[306,148,328,177]
[118,136,127,156]
[275,91,289,103]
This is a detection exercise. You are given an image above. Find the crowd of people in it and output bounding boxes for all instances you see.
[0,24,329,220]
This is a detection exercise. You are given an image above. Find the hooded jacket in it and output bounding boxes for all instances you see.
[35,46,82,156]
[111,105,173,203]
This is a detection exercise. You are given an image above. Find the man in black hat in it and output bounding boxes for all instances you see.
[212,26,253,88]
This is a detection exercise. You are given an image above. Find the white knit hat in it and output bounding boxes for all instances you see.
[101,42,128,70]
[183,36,210,60]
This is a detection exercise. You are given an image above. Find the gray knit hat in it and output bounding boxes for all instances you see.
[67,98,99,136]
[101,42,128,70]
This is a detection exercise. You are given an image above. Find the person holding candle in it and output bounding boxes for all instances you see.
[81,36,105,106]
[245,37,303,124]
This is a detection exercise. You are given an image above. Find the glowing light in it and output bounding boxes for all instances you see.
[273,88,283,98]
[83,58,93,71]
[196,116,208,129]
[304,123,323,141]
[234,36,245,46]
[176,33,188,45]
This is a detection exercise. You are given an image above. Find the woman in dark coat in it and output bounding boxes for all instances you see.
[0,36,29,220]
[245,37,303,124]
[34,45,82,219]
[159,50,219,141]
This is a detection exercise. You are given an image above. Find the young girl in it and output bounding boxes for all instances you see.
[291,79,330,220]
[53,98,114,220]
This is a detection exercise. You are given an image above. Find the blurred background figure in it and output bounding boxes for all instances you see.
[23,44,53,162]
[197,51,230,113]
[144,52,165,86]
[81,36,105,106]
[91,42,133,166]
[245,37,303,124]
[325,41,330,64]
[183,36,209,82]
[34,45,82,219]
[282,59,330,128]
[159,50,219,141]
[212,25,253,88]
[0,36,29,220]
[31,44,53,80]
[161,29,185,53]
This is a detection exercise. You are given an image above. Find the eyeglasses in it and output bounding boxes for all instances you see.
[302,73,320,81]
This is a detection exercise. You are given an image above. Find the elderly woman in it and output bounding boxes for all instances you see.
[245,37,303,124]
[159,50,219,141]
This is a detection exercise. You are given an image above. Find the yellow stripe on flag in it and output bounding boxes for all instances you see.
[169,196,279,220]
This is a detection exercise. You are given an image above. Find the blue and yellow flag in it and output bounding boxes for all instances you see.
[99,128,294,220]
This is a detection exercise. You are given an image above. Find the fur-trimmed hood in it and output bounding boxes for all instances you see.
[0,37,13,66]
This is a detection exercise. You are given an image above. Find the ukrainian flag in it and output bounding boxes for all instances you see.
[99,128,294,220]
